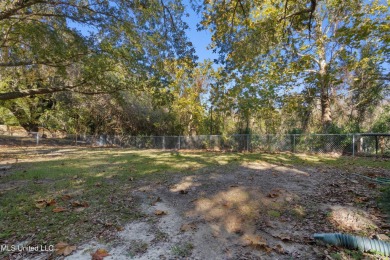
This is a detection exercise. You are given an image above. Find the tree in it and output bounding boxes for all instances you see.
[199,0,389,132]
[165,60,214,135]
[0,0,196,99]
[0,0,196,131]
[342,43,388,132]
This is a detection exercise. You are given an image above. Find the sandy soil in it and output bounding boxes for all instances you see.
[55,160,390,259]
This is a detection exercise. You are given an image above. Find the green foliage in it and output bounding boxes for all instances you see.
[171,243,194,257]
[0,0,198,132]
[372,106,390,133]
[0,1,388,135]
[198,0,389,133]
[379,185,390,224]
[325,124,345,134]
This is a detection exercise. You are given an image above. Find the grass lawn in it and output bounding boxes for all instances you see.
[0,147,389,258]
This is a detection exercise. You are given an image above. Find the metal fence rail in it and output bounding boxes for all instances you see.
[1,133,389,157]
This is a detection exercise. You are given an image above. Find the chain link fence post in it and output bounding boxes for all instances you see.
[293,134,296,153]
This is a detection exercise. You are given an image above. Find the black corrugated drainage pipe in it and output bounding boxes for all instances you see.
[314,233,390,256]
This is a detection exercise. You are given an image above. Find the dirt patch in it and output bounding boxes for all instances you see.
[67,200,194,259]
[327,205,378,232]
[49,160,389,259]
[0,180,29,194]
[2,150,386,260]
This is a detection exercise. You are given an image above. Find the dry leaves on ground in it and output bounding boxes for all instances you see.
[180,223,197,232]
[71,200,89,208]
[154,210,166,216]
[55,242,76,256]
[91,248,110,260]
[241,234,273,253]
[61,194,72,200]
[53,207,67,213]
[35,198,56,209]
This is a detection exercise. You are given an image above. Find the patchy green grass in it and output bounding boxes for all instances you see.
[330,249,364,260]
[128,240,149,257]
[0,147,388,257]
[242,152,390,170]
[171,242,194,257]
[0,148,245,252]
[267,210,281,218]
[379,185,390,221]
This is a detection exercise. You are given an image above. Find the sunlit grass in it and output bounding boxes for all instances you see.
[0,147,388,256]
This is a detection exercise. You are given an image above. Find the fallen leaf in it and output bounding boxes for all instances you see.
[53,207,67,213]
[91,248,110,260]
[273,244,285,254]
[35,198,56,208]
[47,198,56,206]
[241,234,267,247]
[180,223,197,232]
[74,207,85,212]
[154,210,166,216]
[259,244,273,253]
[354,196,369,203]
[55,242,76,256]
[71,200,89,207]
[116,226,124,231]
[62,195,72,200]
[267,193,279,198]
[274,234,291,241]
[95,182,102,187]
[267,189,280,198]
[150,196,162,206]
[368,183,377,189]
[35,200,47,209]
[374,234,390,241]
[241,234,272,253]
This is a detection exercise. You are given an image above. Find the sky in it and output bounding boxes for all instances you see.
[67,3,217,65]
[183,5,218,63]
[68,2,389,83]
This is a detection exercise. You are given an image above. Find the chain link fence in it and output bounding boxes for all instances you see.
[1,132,389,157]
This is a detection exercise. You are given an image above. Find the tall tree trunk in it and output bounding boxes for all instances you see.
[319,59,332,131]
[301,87,316,132]
[320,87,332,126]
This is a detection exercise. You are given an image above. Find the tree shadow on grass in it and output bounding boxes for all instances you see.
[0,148,241,254]
[0,148,388,259]
[160,161,387,259]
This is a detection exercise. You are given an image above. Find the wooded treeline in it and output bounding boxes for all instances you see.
[0,0,389,136]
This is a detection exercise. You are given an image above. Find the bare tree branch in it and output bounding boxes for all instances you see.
[0,0,45,21]
[0,81,87,101]
[281,2,316,20]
